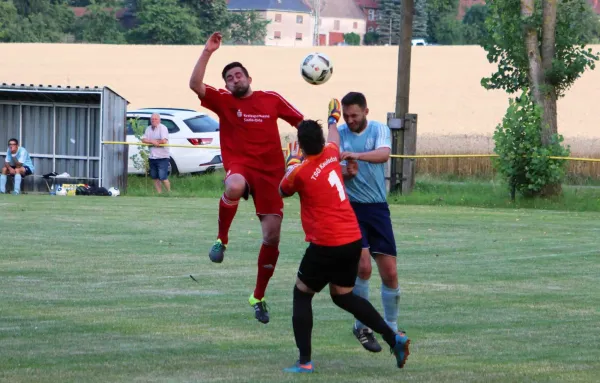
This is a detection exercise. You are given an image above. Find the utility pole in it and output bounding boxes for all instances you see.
[388,0,416,194]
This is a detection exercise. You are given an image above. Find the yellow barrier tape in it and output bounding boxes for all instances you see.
[391,154,600,162]
[102,141,600,162]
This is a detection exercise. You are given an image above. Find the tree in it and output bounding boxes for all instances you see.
[413,0,428,39]
[74,0,126,44]
[344,32,361,45]
[178,0,230,41]
[128,0,202,44]
[379,0,401,45]
[228,11,269,45]
[0,1,19,41]
[426,0,461,44]
[481,0,599,196]
[462,4,489,45]
[363,31,380,45]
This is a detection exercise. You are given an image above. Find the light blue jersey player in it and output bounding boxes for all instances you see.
[1,138,35,195]
[337,92,403,353]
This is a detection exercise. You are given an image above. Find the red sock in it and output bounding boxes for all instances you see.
[253,243,280,300]
[218,194,239,245]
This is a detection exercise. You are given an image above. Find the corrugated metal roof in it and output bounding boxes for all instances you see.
[0,83,129,104]
[228,0,312,13]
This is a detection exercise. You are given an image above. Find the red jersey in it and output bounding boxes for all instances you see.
[200,85,304,173]
[279,142,362,247]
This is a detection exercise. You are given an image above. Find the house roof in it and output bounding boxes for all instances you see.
[310,0,365,19]
[227,0,312,13]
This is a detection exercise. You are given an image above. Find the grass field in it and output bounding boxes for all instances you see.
[1,194,599,382]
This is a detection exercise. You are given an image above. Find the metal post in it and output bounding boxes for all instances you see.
[52,105,56,172]
[86,106,91,179]
[18,103,22,144]
[98,94,104,187]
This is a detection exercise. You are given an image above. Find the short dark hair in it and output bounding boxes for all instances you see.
[297,120,325,156]
[222,62,249,80]
[341,92,367,109]
[8,138,18,145]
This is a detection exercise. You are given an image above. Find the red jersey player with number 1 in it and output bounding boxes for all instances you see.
[189,32,304,324]
[278,100,410,374]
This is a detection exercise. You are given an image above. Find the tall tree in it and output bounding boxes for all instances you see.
[379,0,401,45]
[228,11,269,45]
[128,0,202,44]
[462,4,489,45]
[426,0,461,44]
[178,0,230,41]
[74,0,126,43]
[412,0,428,39]
[481,0,599,196]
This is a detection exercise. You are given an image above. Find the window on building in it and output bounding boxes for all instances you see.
[334,20,340,30]
[274,31,281,39]
[296,32,302,40]
[368,9,375,21]
[353,22,358,29]
[296,15,303,23]
[275,13,282,22]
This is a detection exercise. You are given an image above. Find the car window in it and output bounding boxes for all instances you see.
[126,117,150,135]
[126,117,180,134]
[184,115,219,133]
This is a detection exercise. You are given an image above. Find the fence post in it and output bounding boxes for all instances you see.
[387,113,404,194]
[402,114,418,194]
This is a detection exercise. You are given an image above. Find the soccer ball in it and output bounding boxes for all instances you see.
[108,187,120,197]
[300,52,333,85]
[56,186,67,196]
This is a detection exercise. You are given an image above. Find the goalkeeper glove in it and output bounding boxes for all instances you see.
[285,141,304,169]
[328,98,341,125]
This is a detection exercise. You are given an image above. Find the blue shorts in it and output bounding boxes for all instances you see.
[149,158,169,180]
[350,202,397,257]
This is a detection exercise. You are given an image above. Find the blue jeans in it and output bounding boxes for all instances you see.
[149,158,169,180]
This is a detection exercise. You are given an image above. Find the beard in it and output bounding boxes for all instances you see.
[349,118,368,133]
[231,85,250,98]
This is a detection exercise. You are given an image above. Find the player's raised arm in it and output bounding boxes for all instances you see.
[189,32,222,98]
[326,98,341,148]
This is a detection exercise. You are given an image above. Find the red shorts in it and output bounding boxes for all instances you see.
[225,164,284,217]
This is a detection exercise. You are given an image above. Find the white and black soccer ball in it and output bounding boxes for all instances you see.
[108,187,120,197]
[300,52,333,85]
[56,186,67,196]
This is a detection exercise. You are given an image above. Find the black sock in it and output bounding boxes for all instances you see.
[331,292,397,348]
[292,285,314,364]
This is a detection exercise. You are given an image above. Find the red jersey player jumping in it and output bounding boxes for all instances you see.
[189,32,304,324]
[278,100,410,374]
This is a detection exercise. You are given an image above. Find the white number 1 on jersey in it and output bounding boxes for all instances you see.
[328,170,346,202]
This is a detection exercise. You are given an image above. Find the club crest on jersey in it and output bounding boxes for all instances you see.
[236,109,242,118]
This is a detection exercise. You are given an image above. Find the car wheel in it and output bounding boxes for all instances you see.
[169,158,179,176]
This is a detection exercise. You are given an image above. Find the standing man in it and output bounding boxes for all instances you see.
[337,92,402,353]
[189,32,304,324]
[1,138,35,195]
[278,103,409,374]
[142,113,171,194]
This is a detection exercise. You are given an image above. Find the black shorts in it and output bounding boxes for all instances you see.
[297,240,362,293]
[351,202,397,257]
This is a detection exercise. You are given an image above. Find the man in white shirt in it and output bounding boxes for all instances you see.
[142,113,171,193]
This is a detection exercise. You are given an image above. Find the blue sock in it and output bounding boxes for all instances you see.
[14,174,22,194]
[352,277,369,329]
[381,284,401,332]
[0,174,6,193]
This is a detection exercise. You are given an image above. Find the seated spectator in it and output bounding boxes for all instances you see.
[1,138,35,195]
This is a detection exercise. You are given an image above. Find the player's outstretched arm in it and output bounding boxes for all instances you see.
[326,98,341,147]
[342,147,390,163]
[189,32,222,98]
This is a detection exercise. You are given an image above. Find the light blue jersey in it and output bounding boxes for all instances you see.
[338,120,391,203]
[5,146,35,172]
